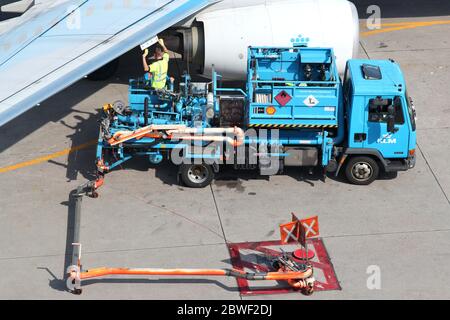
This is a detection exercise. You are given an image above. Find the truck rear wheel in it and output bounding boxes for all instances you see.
[345,156,379,185]
[180,163,214,188]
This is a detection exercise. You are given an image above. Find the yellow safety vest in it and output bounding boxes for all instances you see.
[149,53,169,89]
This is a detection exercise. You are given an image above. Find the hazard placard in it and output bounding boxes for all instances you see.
[304,95,319,107]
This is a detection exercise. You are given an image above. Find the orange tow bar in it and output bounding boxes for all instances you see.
[67,266,315,295]
[80,267,311,280]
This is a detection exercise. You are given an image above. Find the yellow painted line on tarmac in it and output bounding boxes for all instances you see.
[0,140,97,174]
[361,20,450,37]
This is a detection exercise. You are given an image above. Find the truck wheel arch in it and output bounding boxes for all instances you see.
[336,149,388,176]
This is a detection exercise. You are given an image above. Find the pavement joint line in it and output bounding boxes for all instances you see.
[208,186,242,300]
[210,184,229,244]
[2,228,450,262]
[359,41,371,59]
[320,228,450,240]
[0,243,227,262]
[416,143,450,206]
[420,126,450,131]
[107,183,227,241]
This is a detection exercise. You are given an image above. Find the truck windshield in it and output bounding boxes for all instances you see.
[405,90,416,131]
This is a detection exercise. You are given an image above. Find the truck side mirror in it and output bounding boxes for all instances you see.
[387,105,396,133]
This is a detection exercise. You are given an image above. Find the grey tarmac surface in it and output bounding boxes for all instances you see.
[0,0,449,299]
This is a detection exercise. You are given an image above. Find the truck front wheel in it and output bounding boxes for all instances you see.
[180,163,214,188]
[345,156,379,185]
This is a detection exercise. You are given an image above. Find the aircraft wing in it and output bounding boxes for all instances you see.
[0,0,217,127]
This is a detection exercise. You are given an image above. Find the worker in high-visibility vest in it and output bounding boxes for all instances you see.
[142,38,170,89]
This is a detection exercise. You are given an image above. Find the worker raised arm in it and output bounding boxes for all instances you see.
[158,38,169,54]
[157,38,170,70]
[142,48,150,72]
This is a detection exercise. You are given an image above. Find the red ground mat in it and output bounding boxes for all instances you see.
[227,238,341,296]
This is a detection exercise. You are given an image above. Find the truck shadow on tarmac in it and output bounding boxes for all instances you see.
[119,160,329,188]
[78,278,241,293]
[48,112,100,182]
[215,167,325,189]
[54,187,88,293]
[43,268,242,294]
[37,187,84,293]
[0,81,107,155]
[62,153,398,191]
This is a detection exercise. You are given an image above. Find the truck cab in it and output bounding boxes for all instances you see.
[342,59,417,184]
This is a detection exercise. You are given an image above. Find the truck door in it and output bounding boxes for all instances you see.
[364,96,409,158]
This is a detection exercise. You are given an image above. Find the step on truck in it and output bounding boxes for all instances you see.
[96,45,417,188]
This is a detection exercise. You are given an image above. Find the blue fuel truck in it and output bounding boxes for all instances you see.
[95,45,417,188]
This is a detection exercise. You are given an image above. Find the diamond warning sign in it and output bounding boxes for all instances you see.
[275,90,292,106]
[304,95,319,107]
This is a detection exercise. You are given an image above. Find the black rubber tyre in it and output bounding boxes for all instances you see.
[73,289,83,295]
[302,286,314,296]
[272,261,281,270]
[87,58,120,81]
[180,163,214,188]
[345,156,379,185]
